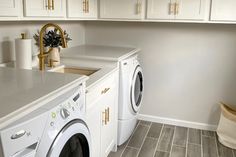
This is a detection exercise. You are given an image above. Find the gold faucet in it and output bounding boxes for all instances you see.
[38,23,67,71]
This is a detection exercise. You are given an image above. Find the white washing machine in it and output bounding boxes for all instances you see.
[0,83,91,157]
[36,83,91,157]
[118,55,144,145]
[0,109,48,157]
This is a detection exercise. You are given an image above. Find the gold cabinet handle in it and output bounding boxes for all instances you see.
[107,107,110,122]
[51,0,54,10]
[101,87,110,95]
[136,1,142,14]
[175,2,179,15]
[169,3,175,15]
[102,110,106,125]
[47,0,51,10]
[83,0,86,13]
[86,0,89,13]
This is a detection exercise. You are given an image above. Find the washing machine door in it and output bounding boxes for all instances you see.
[47,120,90,157]
[130,65,143,113]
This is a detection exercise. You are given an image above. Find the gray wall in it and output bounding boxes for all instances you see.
[85,21,236,125]
[0,21,85,63]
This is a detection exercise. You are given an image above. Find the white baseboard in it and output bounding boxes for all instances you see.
[138,114,217,131]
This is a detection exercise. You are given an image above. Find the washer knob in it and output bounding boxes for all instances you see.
[60,108,70,119]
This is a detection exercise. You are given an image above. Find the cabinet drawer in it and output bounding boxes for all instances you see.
[86,73,116,109]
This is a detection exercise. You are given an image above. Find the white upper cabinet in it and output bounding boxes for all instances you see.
[0,0,20,17]
[24,0,66,17]
[211,0,236,21]
[147,0,206,20]
[175,0,205,20]
[100,0,145,19]
[67,0,97,18]
[147,0,175,20]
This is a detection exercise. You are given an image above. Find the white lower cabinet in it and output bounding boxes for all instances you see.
[86,70,118,157]
[67,0,97,18]
[0,0,20,17]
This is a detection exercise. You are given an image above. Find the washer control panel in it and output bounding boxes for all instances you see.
[48,83,86,130]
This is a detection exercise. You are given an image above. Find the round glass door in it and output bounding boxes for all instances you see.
[131,66,143,113]
[59,133,89,157]
[47,120,90,157]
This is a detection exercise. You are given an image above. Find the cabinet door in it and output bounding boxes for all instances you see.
[67,0,97,18]
[101,87,117,157]
[147,0,175,20]
[24,0,49,17]
[175,0,205,20]
[48,0,66,17]
[211,0,236,21]
[0,0,20,17]
[86,102,101,157]
[100,0,145,19]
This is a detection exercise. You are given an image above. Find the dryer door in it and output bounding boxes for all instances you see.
[130,65,143,113]
[47,120,91,157]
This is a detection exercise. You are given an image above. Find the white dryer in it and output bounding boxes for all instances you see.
[118,55,144,145]
[36,83,91,157]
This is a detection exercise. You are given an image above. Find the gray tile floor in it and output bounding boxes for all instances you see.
[109,120,236,157]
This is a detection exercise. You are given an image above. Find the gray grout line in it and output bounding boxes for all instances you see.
[136,122,152,157]
[120,121,141,157]
[202,134,216,138]
[152,123,164,157]
[169,126,176,157]
[214,136,220,157]
[188,142,202,146]
[126,146,140,150]
[172,144,186,148]
[201,129,203,157]
[185,128,189,157]
[146,136,159,140]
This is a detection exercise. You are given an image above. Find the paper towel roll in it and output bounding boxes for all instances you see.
[15,38,32,70]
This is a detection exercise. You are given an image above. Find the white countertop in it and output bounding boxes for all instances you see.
[61,45,140,62]
[0,67,87,128]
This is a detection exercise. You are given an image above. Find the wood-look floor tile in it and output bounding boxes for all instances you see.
[154,151,170,157]
[170,145,186,157]
[108,141,128,157]
[233,150,236,157]
[188,128,201,145]
[202,136,218,157]
[157,126,174,152]
[128,124,149,149]
[147,122,163,139]
[138,137,158,157]
[187,143,201,157]
[217,139,234,157]
[173,126,188,147]
[164,124,175,129]
[139,120,152,126]
[202,130,216,137]
[122,147,139,157]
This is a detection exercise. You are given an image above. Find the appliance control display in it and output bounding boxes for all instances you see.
[73,93,80,102]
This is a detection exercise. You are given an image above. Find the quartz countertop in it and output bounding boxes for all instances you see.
[0,67,88,128]
[61,45,140,62]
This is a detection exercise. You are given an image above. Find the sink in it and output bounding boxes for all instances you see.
[49,65,100,76]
